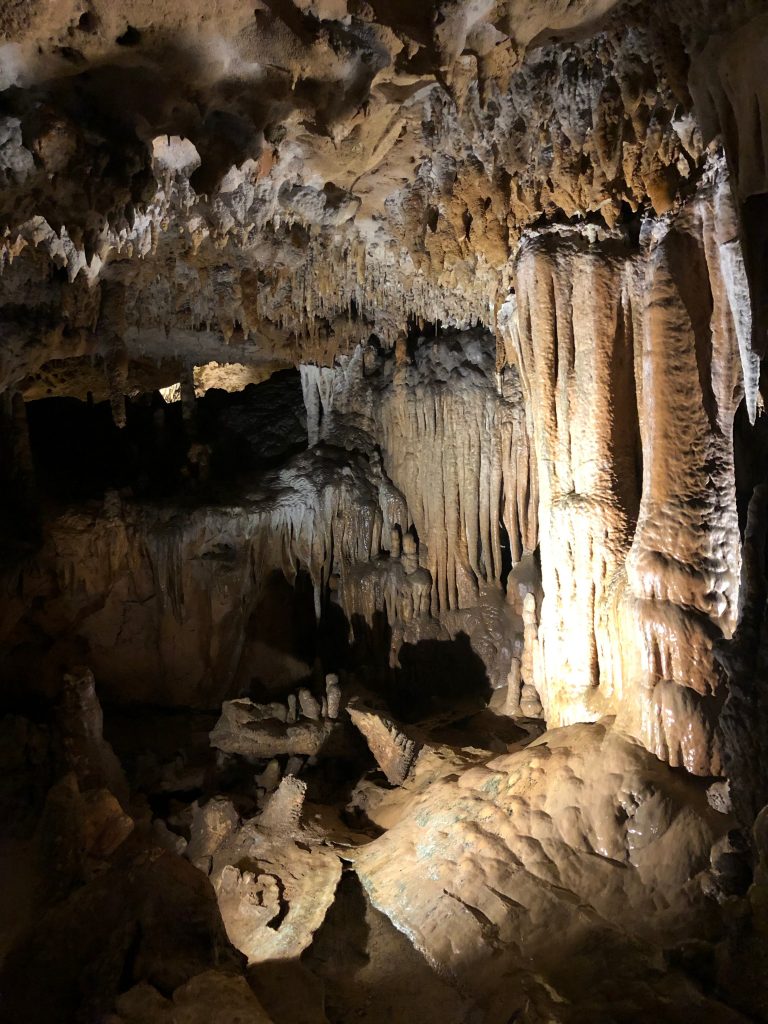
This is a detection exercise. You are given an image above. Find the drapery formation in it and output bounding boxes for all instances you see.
[507,158,756,774]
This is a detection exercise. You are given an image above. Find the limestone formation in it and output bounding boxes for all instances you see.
[353,721,744,1021]
[325,673,342,719]
[209,698,351,760]
[258,775,307,833]
[57,667,130,807]
[208,792,343,965]
[4,0,768,1020]
[186,797,240,874]
[297,688,321,721]
[115,971,274,1024]
[347,703,421,786]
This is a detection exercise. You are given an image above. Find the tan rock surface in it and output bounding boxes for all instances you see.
[353,720,742,1021]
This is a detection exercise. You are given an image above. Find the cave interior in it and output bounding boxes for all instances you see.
[3,1,768,1022]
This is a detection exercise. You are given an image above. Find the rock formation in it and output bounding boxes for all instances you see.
[3,0,768,1021]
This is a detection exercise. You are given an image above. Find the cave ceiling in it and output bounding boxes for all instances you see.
[1,0,762,395]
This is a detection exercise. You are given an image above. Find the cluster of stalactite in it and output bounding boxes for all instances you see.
[300,332,538,617]
[0,439,418,706]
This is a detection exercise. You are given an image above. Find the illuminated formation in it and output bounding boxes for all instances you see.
[1,2,768,1021]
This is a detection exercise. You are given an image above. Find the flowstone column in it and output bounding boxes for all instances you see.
[607,179,749,774]
[509,164,756,776]
[511,230,642,726]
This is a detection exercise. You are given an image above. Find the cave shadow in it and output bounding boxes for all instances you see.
[248,870,373,1023]
[236,570,355,705]
[24,368,309,507]
[347,609,492,724]
[743,192,768,360]
[725,393,768,822]
[391,632,492,723]
[239,570,319,702]
[198,369,308,478]
[664,227,717,434]
[25,392,191,502]
[256,868,466,1024]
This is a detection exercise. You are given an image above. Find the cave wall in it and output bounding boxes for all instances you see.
[0,442,398,706]
[1,331,531,706]
[2,0,768,787]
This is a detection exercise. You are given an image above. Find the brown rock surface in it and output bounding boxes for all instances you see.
[353,721,744,1021]
[3,0,768,1020]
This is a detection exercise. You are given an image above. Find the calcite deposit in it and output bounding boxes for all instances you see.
[3,0,768,1021]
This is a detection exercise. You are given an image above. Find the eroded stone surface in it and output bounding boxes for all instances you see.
[115,971,274,1024]
[353,721,743,1021]
[205,780,344,964]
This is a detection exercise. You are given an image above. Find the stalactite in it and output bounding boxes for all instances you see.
[376,342,528,614]
[309,333,538,617]
[147,520,186,621]
[104,341,129,429]
[299,365,335,447]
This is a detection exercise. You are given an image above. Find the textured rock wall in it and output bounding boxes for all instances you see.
[307,333,537,613]
[0,446,396,705]
[2,331,532,704]
[3,0,768,783]
[353,720,742,1022]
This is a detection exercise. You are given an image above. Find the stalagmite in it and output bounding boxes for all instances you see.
[298,688,321,721]
[325,674,341,719]
[504,656,522,716]
[389,526,402,560]
[286,693,298,724]
[57,668,129,808]
[258,775,307,833]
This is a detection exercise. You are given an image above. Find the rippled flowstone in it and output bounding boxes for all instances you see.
[352,721,745,1023]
